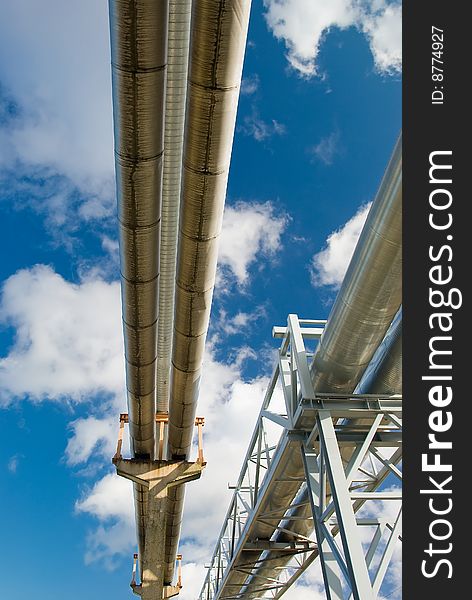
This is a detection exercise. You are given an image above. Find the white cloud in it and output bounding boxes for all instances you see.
[101,235,119,260]
[0,264,279,582]
[0,265,124,404]
[76,472,133,522]
[218,201,288,286]
[66,416,119,466]
[7,454,23,473]
[264,0,357,76]
[284,561,326,599]
[239,110,286,141]
[310,202,371,289]
[263,0,402,77]
[76,472,135,569]
[0,1,114,223]
[0,264,136,567]
[310,130,341,165]
[179,563,208,600]
[215,306,266,336]
[241,74,260,95]
[362,3,402,74]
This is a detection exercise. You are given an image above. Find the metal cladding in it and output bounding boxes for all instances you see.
[109,0,169,574]
[164,0,252,584]
[168,0,252,458]
[110,0,168,457]
[359,307,402,396]
[208,136,403,599]
[311,134,402,393]
[157,0,192,414]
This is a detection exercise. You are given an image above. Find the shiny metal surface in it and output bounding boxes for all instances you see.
[109,0,169,573]
[359,307,402,396]
[164,0,252,584]
[168,0,252,458]
[157,0,192,415]
[311,134,402,393]
[110,0,168,458]
[210,135,402,599]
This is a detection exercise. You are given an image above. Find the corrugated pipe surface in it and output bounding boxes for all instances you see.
[109,0,168,569]
[157,0,192,414]
[311,134,402,393]
[213,134,402,599]
[164,0,252,583]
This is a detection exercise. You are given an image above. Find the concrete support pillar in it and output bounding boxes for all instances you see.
[141,481,168,599]
[113,458,204,599]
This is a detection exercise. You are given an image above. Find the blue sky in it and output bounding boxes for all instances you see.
[0,1,401,598]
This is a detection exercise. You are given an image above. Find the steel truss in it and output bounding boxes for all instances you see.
[199,315,402,600]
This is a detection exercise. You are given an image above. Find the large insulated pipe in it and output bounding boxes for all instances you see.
[164,0,253,584]
[168,0,252,458]
[157,0,192,414]
[241,314,403,599]
[109,0,168,569]
[359,308,402,396]
[211,134,402,599]
[311,135,402,392]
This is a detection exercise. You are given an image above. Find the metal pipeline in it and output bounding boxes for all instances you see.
[211,134,402,599]
[358,307,402,397]
[164,0,252,583]
[311,135,402,393]
[157,0,192,415]
[108,0,168,571]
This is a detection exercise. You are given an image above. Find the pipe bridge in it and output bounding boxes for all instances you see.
[106,0,402,597]
[199,315,402,600]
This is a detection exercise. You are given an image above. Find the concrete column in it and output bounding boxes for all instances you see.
[141,482,168,599]
[113,458,205,599]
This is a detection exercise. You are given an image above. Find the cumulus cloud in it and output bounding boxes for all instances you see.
[218,201,288,286]
[66,416,119,466]
[76,472,133,522]
[361,3,402,74]
[263,0,402,77]
[0,264,282,579]
[0,1,114,225]
[179,563,211,600]
[0,264,134,566]
[0,265,124,404]
[76,472,135,568]
[310,202,371,289]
